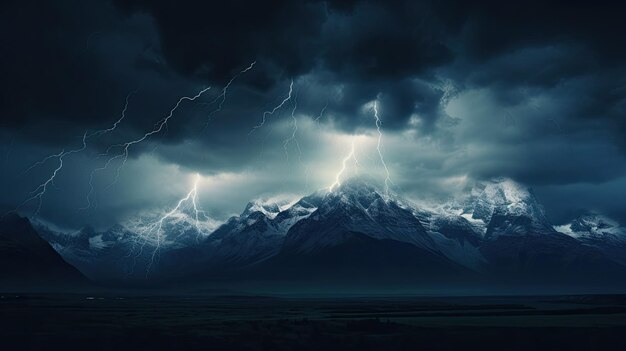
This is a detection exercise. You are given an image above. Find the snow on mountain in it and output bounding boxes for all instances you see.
[470,178,536,214]
[403,177,559,270]
[283,177,441,254]
[555,214,624,239]
[34,198,221,279]
[242,196,296,220]
[273,193,323,232]
[34,222,142,280]
[199,193,323,265]
[32,175,626,283]
[413,205,487,271]
[124,199,220,249]
[555,214,626,265]
[461,178,554,238]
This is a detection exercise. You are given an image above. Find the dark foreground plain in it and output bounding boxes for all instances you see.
[2,293,626,351]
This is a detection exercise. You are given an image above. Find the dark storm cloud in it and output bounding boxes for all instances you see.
[434,0,626,149]
[0,0,283,153]
[431,0,626,62]
[112,0,450,83]
[106,0,457,131]
[1,0,626,227]
[2,2,111,145]
[0,0,218,149]
[4,0,623,142]
[1,0,130,132]
[107,0,626,141]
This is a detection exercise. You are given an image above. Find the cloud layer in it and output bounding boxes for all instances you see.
[1,0,625,228]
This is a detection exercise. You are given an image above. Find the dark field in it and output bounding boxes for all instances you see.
[2,292,626,350]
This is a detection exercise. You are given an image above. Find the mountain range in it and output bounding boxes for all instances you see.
[19,177,626,291]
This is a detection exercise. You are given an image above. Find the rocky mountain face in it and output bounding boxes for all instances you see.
[204,194,322,264]
[37,223,148,281]
[283,180,436,254]
[462,177,555,237]
[36,198,218,281]
[554,214,626,266]
[30,176,626,289]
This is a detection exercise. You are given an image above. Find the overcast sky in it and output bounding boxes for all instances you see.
[1,0,625,229]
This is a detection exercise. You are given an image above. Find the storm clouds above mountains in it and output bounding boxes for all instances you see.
[1,0,625,228]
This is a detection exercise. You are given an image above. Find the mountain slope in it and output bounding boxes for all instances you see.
[555,214,626,265]
[29,176,626,290]
[249,178,476,286]
[453,179,626,284]
[283,179,437,253]
[462,178,555,238]
[37,223,156,281]
[0,214,86,287]
[157,194,324,279]
[259,231,475,287]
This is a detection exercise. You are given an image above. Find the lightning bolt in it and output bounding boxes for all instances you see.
[372,101,391,195]
[80,92,136,210]
[280,89,312,190]
[313,101,328,126]
[177,173,206,239]
[329,138,358,192]
[97,87,211,191]
[282,89,301,162]
[248,79,293,135]
[89,91,136,139]
[7,92,138,217]
[204,61,256,125]
[13,132,89,215]
[132,173,205,276]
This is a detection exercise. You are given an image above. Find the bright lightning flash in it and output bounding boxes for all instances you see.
[97,86,211,190]
[328,138,358,192]
[249,79,294,135]
[282,89,301,162]
[372,101,392,194]
[133,173,206,275]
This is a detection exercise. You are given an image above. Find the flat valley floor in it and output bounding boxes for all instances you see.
[2,293,626,350]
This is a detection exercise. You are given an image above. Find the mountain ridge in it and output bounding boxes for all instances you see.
[27,176,626,290]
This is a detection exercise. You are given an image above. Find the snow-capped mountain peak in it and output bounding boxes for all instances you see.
[554,213,626,265]
[461,177,553,238]
[283,176,441,255]
[468,178,542,219]
[242,197,295,219]
[555,213,624,239]
[33,175,626,283]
